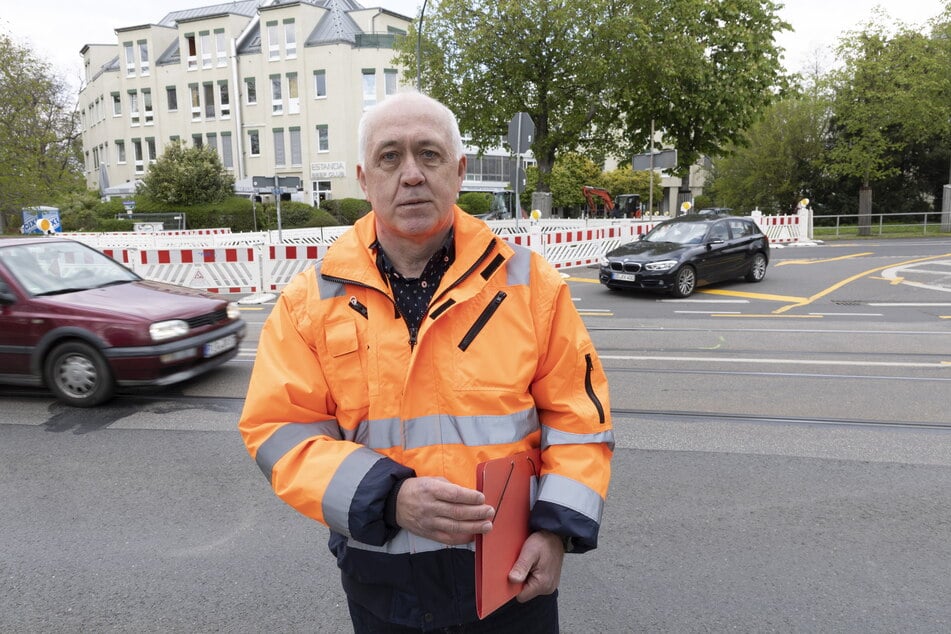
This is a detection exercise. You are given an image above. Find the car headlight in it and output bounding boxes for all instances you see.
[645,259,678,271]
[227,302,241,320]
[598,255,609,267]
[150,319,189,342]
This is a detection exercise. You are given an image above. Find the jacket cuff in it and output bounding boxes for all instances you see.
[383,476,410,530]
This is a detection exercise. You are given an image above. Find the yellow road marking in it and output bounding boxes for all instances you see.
[579,311,614,316]
[776,252,874,266]
[774,253,951,314]
[566,276,600,284]
[699,289,808,303]
[238,306,265,311]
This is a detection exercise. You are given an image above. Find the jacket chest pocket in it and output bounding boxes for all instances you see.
[450,291,538,392]
[323,317,371,411]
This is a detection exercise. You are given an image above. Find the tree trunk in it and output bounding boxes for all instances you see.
[858,184,872,237]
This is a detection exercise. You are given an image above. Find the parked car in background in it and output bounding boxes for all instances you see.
[598,215,769,297]
[0,238,246,407]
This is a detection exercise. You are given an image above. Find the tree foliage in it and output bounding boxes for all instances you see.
[0,33,84,232]
[394,0,788,190]
[137,141,235,206]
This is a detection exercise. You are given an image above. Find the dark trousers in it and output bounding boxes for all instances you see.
[348,592,559,634]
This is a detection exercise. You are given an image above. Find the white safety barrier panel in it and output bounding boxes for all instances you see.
[75,212,810,294]
[134,247,260,294]
[265,244,329,291]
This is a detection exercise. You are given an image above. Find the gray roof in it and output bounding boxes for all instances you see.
[239,0,372,53]
[157,0,265,27]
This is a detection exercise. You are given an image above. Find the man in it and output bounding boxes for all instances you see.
[239,91,613,632]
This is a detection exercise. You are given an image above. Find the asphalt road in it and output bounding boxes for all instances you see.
[2,238,950,632]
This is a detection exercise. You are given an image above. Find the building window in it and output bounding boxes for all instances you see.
[192,134,203,148]
[142,89,153,125]
[128,90,139,126]
[384,69,398,96]
[206,132,217,155]
[313,70,327,98]
[267,21,279,61]
[289,127,301,166]
[248,129,260,156]
[362,69,376,109]
[203,82,215,119]
[200,31,212,69]
[139,40,150,75]
[112,92,122,116]
[166,86,178,112]
[146,137,157,163]
[132,138,144,172]
[313,180,332,204]
[273,128,285,166]
[219,81,230,118]
[315,124,329,153]
[215,29,227,67]
[115,140,126,164]
[189,84,201,120]
[92,147,100,170]
[185,34,197,70]
[270,74,283,115]
[221,132,233,169]
[124,42,135,76]
[284,19,296,58]
[287,72,299,114]
[245,77,257,105]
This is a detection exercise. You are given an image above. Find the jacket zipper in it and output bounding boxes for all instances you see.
[348,296,368,319]
[458,291,507,351]
[585,353,606,424]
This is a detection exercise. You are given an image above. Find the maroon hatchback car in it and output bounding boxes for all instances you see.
[0,237,246,407]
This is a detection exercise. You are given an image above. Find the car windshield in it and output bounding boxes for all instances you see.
[645,222,708,245]
[0,241,139,296]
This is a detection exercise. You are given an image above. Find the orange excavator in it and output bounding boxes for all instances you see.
[582,186,641,218]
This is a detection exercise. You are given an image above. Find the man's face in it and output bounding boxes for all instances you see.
[357,99,466,242]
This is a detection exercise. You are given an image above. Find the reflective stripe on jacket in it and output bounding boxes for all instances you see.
[239,206,613,629]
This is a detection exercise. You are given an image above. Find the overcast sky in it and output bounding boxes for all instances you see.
[2,0,944,90]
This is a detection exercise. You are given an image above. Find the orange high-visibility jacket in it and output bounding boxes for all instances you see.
[239,206,613,628]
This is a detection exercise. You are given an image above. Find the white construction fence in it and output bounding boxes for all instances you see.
[65,210,812,296]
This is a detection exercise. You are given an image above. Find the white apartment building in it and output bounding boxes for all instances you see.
[79,0,523,206]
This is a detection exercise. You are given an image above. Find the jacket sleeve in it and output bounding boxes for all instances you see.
[238,274,414,546]
[527,260,614,553]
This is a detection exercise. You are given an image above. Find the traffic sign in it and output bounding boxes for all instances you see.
[632,149,677,171]
[278,176,301,189]
[507,113,534,155]
[252,176,275,188]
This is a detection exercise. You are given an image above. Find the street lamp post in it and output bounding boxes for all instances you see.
[416,0,429,90]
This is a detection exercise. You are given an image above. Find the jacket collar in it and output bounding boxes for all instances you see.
[321,205,515,291]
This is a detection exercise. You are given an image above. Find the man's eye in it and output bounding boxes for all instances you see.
[420,150,441,163]
[380,152,399,163]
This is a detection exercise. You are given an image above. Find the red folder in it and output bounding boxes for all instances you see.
[474,449,540,619]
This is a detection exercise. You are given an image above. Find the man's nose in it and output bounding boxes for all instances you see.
[401,157,425,185]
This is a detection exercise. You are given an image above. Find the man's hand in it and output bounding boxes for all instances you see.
[508,530,565,602]
[395,477,494,545]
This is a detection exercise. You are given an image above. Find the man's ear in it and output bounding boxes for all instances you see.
[356,164,368,194]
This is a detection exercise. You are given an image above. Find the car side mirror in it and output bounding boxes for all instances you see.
[0,281,16,305]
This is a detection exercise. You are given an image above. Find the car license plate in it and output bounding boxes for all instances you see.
[203,334,237,358]
[612,272,637,282]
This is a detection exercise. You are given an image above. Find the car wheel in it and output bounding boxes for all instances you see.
[745,253,768,282]
[671,265,696,298]
[44,341,115,407]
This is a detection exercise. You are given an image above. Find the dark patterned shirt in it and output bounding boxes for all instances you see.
[373,229,455,334]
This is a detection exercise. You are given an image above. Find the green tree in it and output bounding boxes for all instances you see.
[0,33,84,232]
[137,141,235,206]
[706,89,832,214]
[395,0,787,190]
[826,14,951,230]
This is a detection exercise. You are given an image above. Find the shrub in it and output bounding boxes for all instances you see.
[457,192,492,215]
[321,198,371,225]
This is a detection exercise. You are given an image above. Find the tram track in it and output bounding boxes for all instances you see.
[611,407,951,431]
